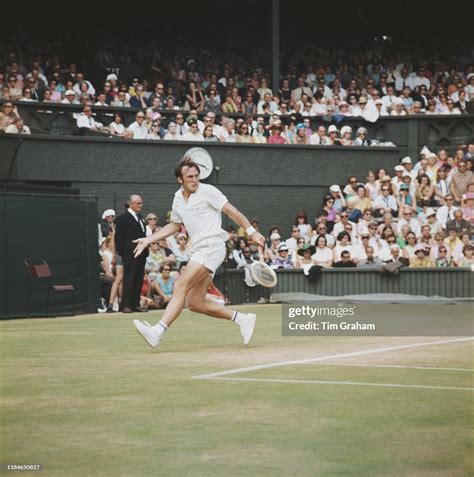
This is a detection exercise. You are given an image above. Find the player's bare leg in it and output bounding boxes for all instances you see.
[134,260,256,347]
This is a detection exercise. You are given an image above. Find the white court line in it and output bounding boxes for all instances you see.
[309,363,474,372]
[211,377,474,392]
[193,337,474,380]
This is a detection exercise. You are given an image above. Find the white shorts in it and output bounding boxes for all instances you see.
[189,239,226,276]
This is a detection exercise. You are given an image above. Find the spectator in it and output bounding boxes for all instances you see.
[446,209,471,236]
[295,244,316,269]
[127,112,149,139]
[99,209,115,240]
[450,161,473,203]
[149,263,175,308]
[434,246,453,268]
[271,243,294,269]
[267,120,286,144]
[108,113,125,137]
[236,123,253,143]
[397,207,422,237]
[456,245,474,268]
[252,122,268,144]
[311,235,333,267]
[410,244,434,268]
[5,116,31,134]
[333,250,356,268]
[340,126,353,146]
[219,118,237,143]
[357,246,382,269]
[76,106,105,133]
[111,91,131,107]
[62,89,79,105]
[436,194,459,228]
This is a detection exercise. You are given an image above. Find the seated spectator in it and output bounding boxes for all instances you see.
[295,244,316,269]
[390,97,407,116]
[461,192,474,225]
[95,92,109,107]
[450,161,473,204]
[267,120,286,144]
[172,233,191,269]
[444,227,462,255]
[410,244,434,267]
[162,122,180,141]
[20,87,37,102]
[434,246,453,268]
[333,231,355,263]
[204,89,221,114]
[0,102,19,131]
[76,106,105,133]
[271,243,294,269]
[333,250,356,267]
[5,117,31,134]
[415,174,436,206]
[397,207,422,237]
[108,113,125,137]
[353,185,372,212]
[456,244,474,268]
[353,127,371,146]
[402,232,418,259]
[252,122,268,144]
[339,126,353,146]
[446,209,471,237]
[311,235,333,267]
[294,123,308,145]
[61,89,79,104]
[127,111,149,139]
[219,118,236,143]
[309,125,331,145]
[111,91,131,107]
[221,94,239,113]
[236,123,253,143]
[357,246,382,268]
[185,81,205,111]
[202,124,218,142]
[149,263,175,308]
[436,194,459,228]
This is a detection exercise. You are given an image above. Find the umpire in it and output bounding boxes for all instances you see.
[115,194,148,313]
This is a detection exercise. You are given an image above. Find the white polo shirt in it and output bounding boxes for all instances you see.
[170,183,228,248]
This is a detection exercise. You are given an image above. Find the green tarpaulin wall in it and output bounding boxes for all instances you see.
[0,191,100,318]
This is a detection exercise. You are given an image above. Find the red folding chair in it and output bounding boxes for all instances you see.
[24,259,75,317]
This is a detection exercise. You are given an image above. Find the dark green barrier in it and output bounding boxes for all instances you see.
[214,268,474,305]
[0,190,100,318]
[0,134,399,233]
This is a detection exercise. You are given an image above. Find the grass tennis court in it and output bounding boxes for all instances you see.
[1,304,473,477]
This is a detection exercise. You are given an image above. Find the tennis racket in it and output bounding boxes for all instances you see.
[249,246,278,288]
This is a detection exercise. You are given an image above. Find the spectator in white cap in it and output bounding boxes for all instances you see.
[337,101,352,116]
[410,243,434,268]
[401,156,417,181]
[392,165,406,189]
[61,89,79,105]
[340,126,353,146]
[99,209,115,240]
[271,243,294,269]
[329,185,346,212]
[327,125,340,145]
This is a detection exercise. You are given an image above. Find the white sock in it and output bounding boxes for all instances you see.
[153,321,168,334]
[231,311,246,326]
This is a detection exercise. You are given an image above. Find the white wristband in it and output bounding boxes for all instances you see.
[246,226,256,236]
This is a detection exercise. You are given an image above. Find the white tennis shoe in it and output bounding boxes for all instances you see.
[133,319,161,348]
[239,313,256,346]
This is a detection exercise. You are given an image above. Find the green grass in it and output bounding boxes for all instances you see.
[1,305,473,477]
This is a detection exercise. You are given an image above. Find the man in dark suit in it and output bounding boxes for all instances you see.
[115,194,148,313]
[446,209,471,237]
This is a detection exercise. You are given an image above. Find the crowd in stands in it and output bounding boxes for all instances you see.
[1,47,473,142]
[98,144,474,308]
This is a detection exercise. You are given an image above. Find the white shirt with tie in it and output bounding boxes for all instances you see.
[76,113,103,129]
[436,205,459,229]
[128,208,146,233]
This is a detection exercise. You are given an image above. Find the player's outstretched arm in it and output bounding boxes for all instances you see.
[222,202,266,247]
[133,222,181,258]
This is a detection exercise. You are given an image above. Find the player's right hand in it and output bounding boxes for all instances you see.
[133,238,149,257]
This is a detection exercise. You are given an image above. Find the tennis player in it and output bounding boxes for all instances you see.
[132,156,266,348]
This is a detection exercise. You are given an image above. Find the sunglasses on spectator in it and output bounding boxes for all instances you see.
[137,115,145,119]
[163,268,171,272]
[382,188,390,192]
[369,226,377,229]
[148,217,157,221]
[439,249,447,253]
